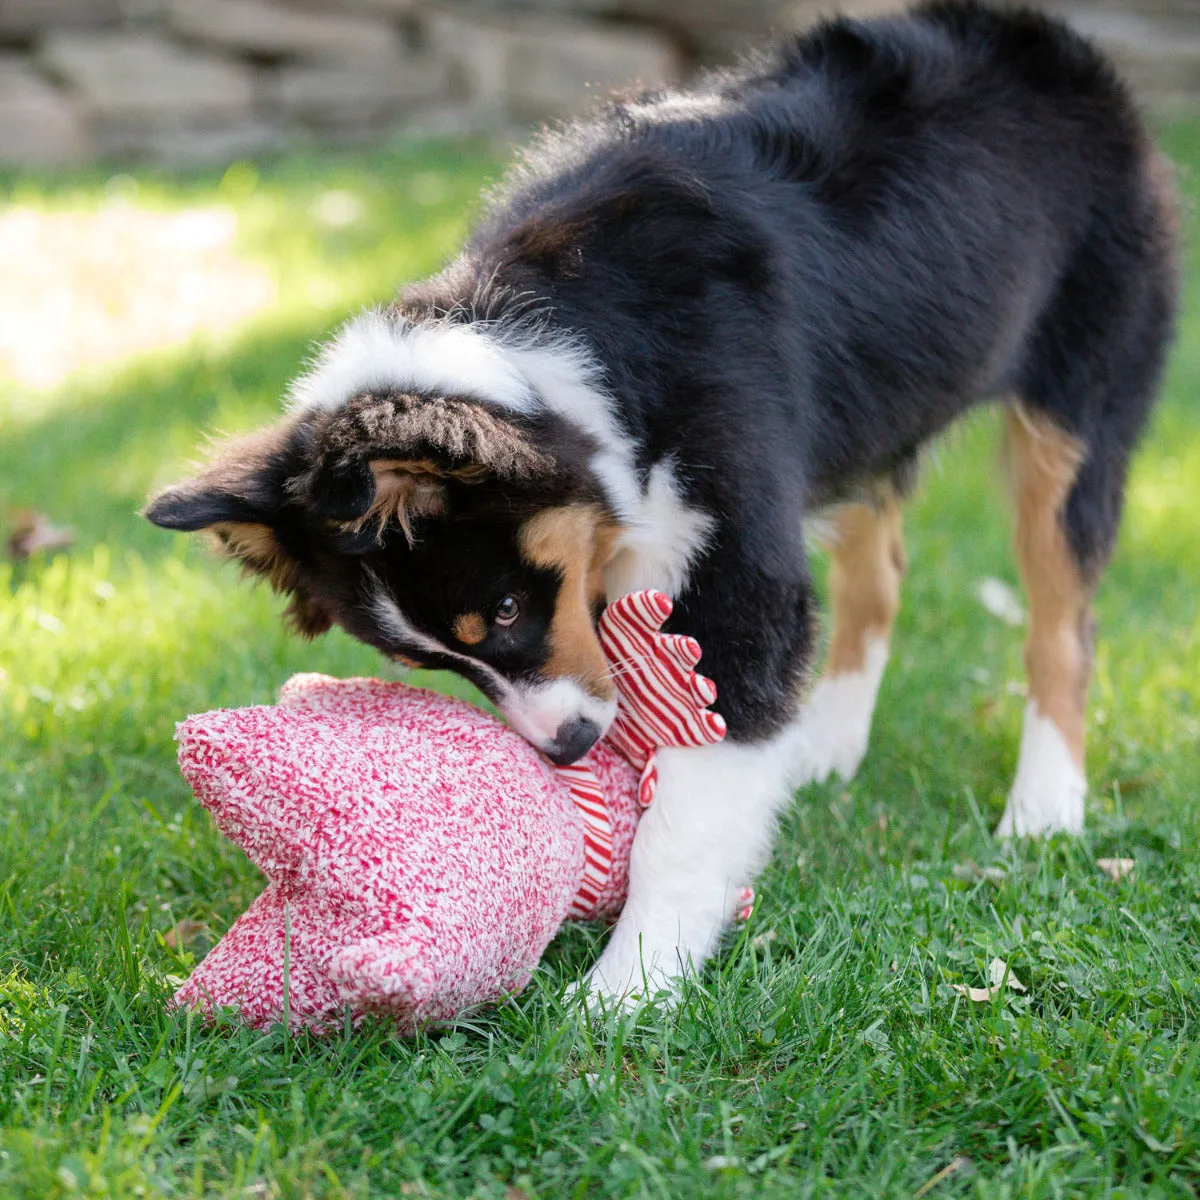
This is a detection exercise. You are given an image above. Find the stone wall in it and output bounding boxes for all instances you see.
[0,0,1196,168]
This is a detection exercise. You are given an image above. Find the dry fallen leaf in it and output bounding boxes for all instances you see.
[952,958,1026,1002]
[915,1156,974,1197]
[7,510,74,560]
[953,985,999,1002]
[1097,857,1135,882]
[976,578,1025,626]
[988,957,1026,992]
[952,860,1007,885]
[163,919,207,950]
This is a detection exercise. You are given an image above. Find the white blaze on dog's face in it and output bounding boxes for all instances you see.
[143,389,624,766]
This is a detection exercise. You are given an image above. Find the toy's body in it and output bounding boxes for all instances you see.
[173,592,726,1033]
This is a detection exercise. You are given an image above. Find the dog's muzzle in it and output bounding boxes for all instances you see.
[499,677,616,766]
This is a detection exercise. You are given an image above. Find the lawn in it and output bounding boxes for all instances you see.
[0,118,1198,1199]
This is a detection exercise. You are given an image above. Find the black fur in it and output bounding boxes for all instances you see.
[147,1,1179,750]
[401,0,1177,738]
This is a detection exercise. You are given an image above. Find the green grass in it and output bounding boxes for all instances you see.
[1,120,1199,1198]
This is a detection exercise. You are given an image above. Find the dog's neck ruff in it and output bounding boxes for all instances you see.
[286,308,644,524]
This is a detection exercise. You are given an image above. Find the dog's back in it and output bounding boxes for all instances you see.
[450,1,1175,507]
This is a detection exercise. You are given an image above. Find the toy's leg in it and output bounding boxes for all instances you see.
[793,494,905,784]
[582,724,802,1005]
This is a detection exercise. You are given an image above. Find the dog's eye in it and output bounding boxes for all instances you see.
[494,595,521,627]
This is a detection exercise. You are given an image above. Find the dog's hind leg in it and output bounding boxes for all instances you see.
[996,147,1178,836]
[995,156,1178,836]
[996,405,1094,837]
[794,492,905,784]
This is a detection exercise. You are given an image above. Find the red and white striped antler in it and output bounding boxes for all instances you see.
[599,589,727,807]
[554,590,728,918]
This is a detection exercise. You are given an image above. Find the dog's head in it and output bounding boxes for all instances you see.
[145,389,622,764]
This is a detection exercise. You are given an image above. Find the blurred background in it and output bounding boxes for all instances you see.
[0,0,1196,172]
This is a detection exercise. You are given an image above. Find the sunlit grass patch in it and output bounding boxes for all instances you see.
[0,202,275,393]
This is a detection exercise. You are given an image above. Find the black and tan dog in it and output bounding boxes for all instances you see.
[147,1,1179,1002]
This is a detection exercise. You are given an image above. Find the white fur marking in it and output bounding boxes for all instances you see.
[995,700,1086,837]
[503,677,617,750]
[288,310,538,414]
[498,338,643,523]
[792,636,889,786]
[581,721,805,1005]
[604,461,714,599]
[285,310,649,527]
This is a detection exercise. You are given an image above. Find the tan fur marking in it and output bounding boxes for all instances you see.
[355,459,452,545]
[355,456,489,547]
[214,520,276,562]
[453,612,488,646]
[588,520,622,604]
[821,497,906,675]
[519,505,620,701]
[211,521,298,592]
[1006,404,1091,768]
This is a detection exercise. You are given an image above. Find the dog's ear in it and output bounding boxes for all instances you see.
[144,420,307,532]
[297,392,562,537]
[143,420,320,599]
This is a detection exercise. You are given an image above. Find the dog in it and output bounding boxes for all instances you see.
[146,0,1179,1003]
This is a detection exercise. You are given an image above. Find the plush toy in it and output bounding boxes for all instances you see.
[171,591,738,1033]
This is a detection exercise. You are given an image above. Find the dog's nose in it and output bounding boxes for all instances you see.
[545,717,602,766]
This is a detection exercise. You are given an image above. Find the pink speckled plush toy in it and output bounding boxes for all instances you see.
[172,591,734,1034]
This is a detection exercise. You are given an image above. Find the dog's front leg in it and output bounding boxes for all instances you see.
[583,725,802,1005]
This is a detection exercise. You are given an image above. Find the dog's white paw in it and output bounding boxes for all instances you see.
[995,778,1085,837]
[569,943,682,1014]
[995,701,1086,837]
[792,639,888,785]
